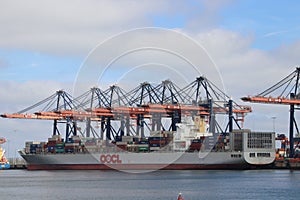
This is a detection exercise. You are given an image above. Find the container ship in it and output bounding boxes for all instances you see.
[19,116,276,170]
[0,77,278,170]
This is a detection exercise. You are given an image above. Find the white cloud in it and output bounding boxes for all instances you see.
[72,28,224,98]
[185,0,234,31]
[0,0,235,56]
[0,80,71,113]
[192,29,299,96]
[0,0,175,55]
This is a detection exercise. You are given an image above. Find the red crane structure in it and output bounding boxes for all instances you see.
[1,77,251,143]
[241,67,300,158]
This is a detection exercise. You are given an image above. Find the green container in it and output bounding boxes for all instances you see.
[138,147,149,151]
[55,148,65,153]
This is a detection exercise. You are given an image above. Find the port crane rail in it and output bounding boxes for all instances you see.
[241,67,300,158]
[1,77,252,141]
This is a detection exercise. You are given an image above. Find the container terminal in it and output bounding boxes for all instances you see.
[241,67,300,169]
[1,69,300,170]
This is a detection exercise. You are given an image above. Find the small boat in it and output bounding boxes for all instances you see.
[177,192,184,200]
[0,162,10,169]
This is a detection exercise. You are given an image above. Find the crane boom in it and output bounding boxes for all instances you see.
[241,67,300,158]
[241,96,300,105]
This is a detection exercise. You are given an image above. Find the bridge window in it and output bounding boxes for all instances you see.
[231,154,242,158]
[249,153,255,157]
[257,153,271,157]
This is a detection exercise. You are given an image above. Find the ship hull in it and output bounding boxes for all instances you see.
[26,163,251,170]
[20,151,257,170]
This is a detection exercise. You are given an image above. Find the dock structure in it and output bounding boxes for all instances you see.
[242,67,300,158]
[7,158,27,169]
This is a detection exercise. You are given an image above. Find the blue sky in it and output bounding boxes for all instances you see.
[220,0,300,50]
[1,0,300,155]
[0,50,81,82]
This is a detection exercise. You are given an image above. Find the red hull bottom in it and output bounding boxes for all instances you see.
[27,163,254,170]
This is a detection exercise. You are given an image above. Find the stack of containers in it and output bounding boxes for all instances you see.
[115,136,122,142]
[126,144,138,152]
[116,136,134,151]
[137,139,149,152]
[84,138,97,153]
[161,131,173,144]
[65,137,75,153]
[122,136,134,143]
[41,142,47,153]
[47,135,63,153]
[97,139,106,152]
[116,141,127,151]
[189,139,203,151]
[72,135,82,153]
[25,141,33,154]
[26,141,42,154]
[224,135,230,150]
[214,135,224,151]
[149,136,167,151]
[55,142,65,153]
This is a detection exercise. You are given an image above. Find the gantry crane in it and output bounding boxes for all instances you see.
[242,67,300,158]
[1,77,252,142]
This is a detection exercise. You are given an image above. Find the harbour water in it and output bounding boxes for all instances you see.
[1,170,300,200]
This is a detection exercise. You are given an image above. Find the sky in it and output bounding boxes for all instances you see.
[1,0,300,157]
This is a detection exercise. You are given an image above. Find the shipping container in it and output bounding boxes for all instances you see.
[48,146,55,153]
[138,146,149,151]
[191,139,202,143]
[149,147,160,151]
[138,140,149,144]
[55,148,64,153]
[116,141,127,145]
[55,145,64,149]
[115,136,122,142]
[65,148,74,153]
[116,144,127,151]
[149,143,161,147]
[30,149,37,154]
[65,138,74,143]
[149,137,166,141]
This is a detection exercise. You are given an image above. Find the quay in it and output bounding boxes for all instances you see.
[7,158,27,169]
[273,158,300,170]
